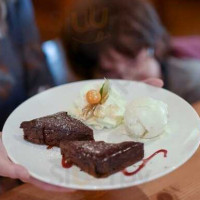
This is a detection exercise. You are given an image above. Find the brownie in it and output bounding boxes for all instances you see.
[60,140,144,178]
[20,112,94,146]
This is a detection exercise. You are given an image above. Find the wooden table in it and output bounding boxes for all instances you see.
[1,103,200,200]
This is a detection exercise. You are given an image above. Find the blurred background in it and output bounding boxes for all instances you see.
[1,0,200,194]
[32,0,200,40]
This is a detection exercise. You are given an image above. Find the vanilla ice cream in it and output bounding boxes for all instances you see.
[124,97,168,139]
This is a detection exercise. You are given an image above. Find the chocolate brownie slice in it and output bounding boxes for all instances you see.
[60,140,144,178]
[20,112,94,146]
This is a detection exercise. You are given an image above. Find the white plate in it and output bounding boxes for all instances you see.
[2,80,200,190]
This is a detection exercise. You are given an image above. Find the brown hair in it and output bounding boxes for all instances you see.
[62,0,169,79]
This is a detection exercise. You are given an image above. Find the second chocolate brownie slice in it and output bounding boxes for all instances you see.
[60,140,144,178]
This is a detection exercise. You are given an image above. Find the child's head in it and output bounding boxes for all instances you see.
[63,0,169,80]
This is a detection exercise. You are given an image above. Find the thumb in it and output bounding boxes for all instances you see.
[143,78,164,88]
[6,163,30,181]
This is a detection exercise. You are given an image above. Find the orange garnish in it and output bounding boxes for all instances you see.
[86,90,101,105]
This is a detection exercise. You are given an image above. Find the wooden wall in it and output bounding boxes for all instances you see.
[32,0,200,41]
[153,0,200,36]
[32,0,71,41]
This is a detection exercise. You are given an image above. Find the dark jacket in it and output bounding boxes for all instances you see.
[0,0,53,129]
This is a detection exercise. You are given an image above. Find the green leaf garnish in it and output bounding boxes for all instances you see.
[100,78,110,104]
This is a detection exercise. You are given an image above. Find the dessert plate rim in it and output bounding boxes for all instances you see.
[2,79,200,190]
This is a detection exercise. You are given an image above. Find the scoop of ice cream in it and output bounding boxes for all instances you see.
[69,82,126,130]
[124,97,168,139]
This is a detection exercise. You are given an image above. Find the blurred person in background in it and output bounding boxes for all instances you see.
[0,0,74,193]
[63,0,200,104]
